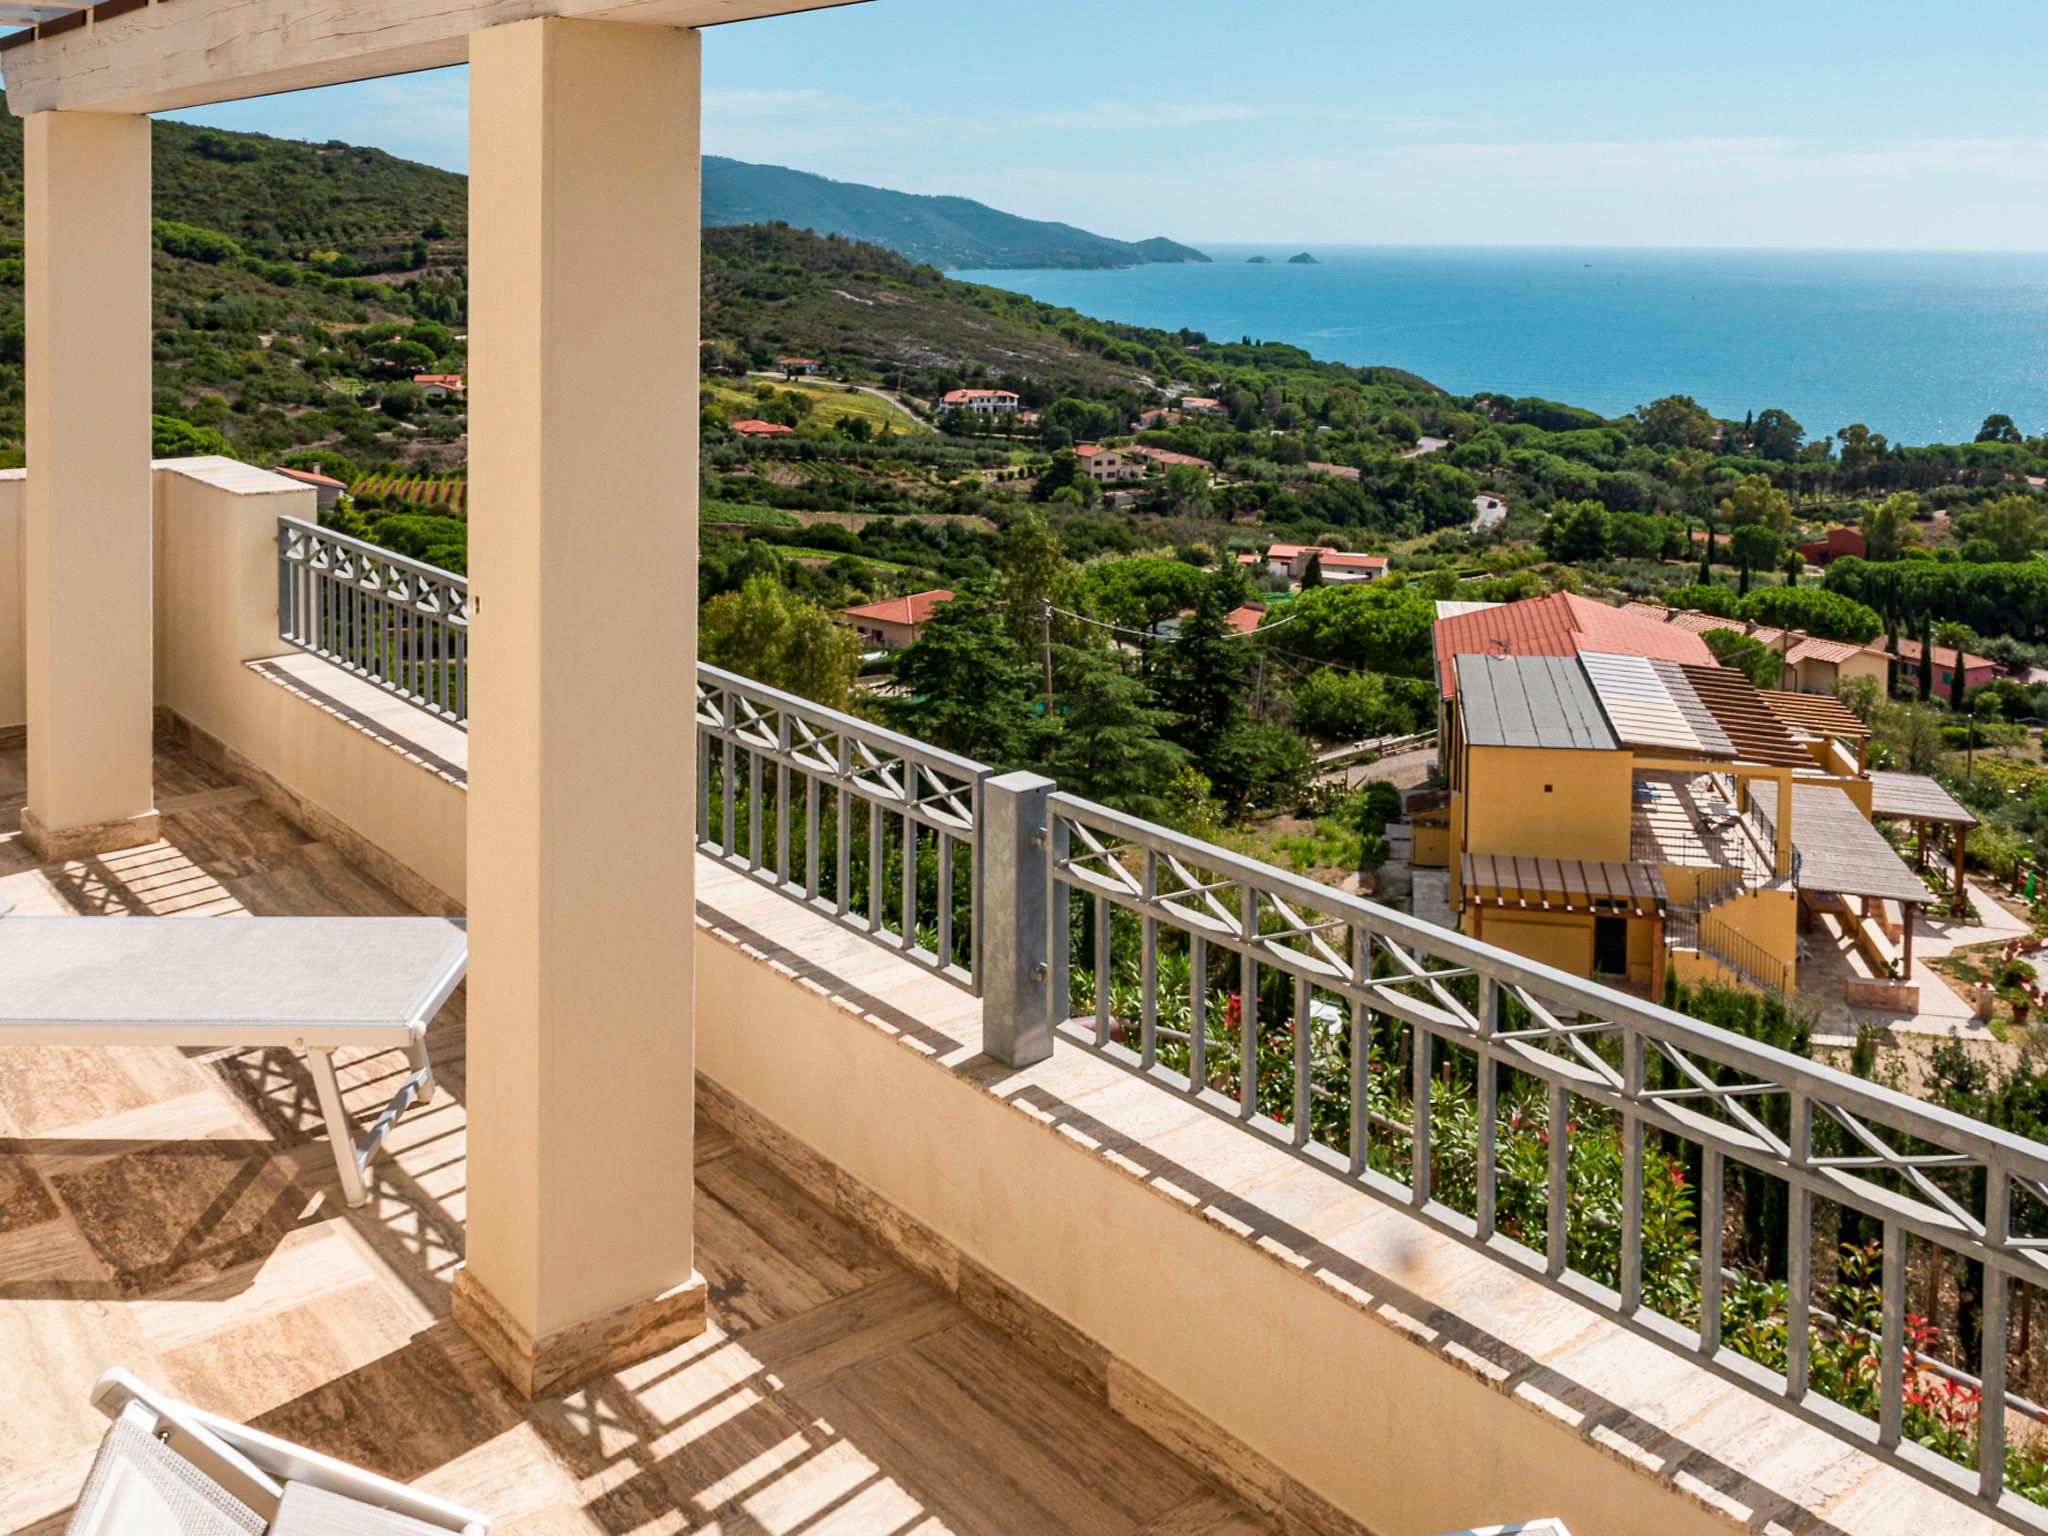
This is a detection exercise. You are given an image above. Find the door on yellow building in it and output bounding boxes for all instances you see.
[1593,916,1630,978]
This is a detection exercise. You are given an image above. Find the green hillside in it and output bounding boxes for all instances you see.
[704,155,1208,270]
[0,94,469,473]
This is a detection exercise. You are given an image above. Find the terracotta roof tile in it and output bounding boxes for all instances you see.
[1433,592,1713,694]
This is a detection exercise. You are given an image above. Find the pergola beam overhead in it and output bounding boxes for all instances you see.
[1,0,863,114]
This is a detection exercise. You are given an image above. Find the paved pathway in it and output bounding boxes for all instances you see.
[1912,881,2032,957]
[1333,745,1435,792]
[1410,867,1454,930]
[1802,890,2023,1045]
[1472,493,1507,533]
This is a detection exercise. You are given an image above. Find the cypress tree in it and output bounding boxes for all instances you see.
[1918,612,1934,701]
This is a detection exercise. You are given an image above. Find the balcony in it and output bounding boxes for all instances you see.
[2,463,2044,1536]
[0,728,1287,1536]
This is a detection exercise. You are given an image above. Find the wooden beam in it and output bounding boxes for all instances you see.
[3,0,865,115]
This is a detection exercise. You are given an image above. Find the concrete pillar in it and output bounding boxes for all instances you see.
[451,16,703,1401]
[21,112,157,858]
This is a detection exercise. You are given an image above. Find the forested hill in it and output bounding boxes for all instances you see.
[0,93,475,472]
[0,102,469,273]
[704,155,1208,270]
[0,98,1251,467]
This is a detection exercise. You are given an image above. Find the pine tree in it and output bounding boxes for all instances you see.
[884,599,1040,764]
[1044,648,1187,820]
[1163,577,1251,764]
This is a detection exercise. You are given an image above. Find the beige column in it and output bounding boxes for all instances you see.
[451,16,704,1401]
[21,111,157,858]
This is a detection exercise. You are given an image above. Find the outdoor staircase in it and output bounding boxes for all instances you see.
[1666,870,1792,995]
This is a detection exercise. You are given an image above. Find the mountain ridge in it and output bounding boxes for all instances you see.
[703,155,1209,271]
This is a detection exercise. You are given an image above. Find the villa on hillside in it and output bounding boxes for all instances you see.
[1127,443,1214,472]
[1074,443,1144,483]
[1261,542,1385,584]
[777,356,821,376]
[1265,543,1333,580]
[1180,394,1223,415]
[1797,526,1867,564]
[1317,551,1388,583]
[840,588,954,650]
[1423,592,1964,1005]
[269,464,348,515]
[1893,636,2000,693]
[411,372,465,399]
[939,387,1021,416]
[1623,603,1894,695]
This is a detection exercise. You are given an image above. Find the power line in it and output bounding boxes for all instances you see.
[1041,602,1304,643]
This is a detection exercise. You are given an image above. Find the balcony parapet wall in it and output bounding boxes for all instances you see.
[691,855,2006,1536]
[0,458,465,908]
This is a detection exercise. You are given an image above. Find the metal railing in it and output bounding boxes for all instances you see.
[1667,907,1795,996]
[277,517,469,724]
[979,778,2048,1518]
[695,665,990,991]
[266,526,2048,1516]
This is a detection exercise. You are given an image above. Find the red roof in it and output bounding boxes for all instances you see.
[1130,445,1212,469]
[1893,638,1995,674]
[1433,591,1714,694]
[1224,605,1266,635]
[731,419,796,436]
[941,388,1020,405]
[1074,443,1113,458]
[272,465,345,490]
[412,373,464,389]
[842,589,955,628]
[1319,552,1387,571]
[1267,543,1335,561]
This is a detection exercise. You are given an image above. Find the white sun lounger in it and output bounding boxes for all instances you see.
[0,917,466,1207]
[70,1368,488,1536]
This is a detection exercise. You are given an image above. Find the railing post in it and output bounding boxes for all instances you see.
[982,771,1055,1068]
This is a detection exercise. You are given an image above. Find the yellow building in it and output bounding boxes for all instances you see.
[1435,597,1937,1000]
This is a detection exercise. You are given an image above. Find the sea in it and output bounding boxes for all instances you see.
[963,245,2048,449]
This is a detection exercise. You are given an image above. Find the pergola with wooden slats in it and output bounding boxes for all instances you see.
[1758,688,1871,745]
[1869,769,1978,916]
[1461,853,1669,917]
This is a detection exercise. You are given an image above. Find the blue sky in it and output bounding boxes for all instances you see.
[151,0,2048,249]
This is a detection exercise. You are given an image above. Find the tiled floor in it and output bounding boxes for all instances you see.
[0,733,1267,1536]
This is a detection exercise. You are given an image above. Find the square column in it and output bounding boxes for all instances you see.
[451,16,704,1400]
[21,111,157,858]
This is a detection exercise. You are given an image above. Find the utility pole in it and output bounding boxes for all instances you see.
[1039,599,1055,716]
